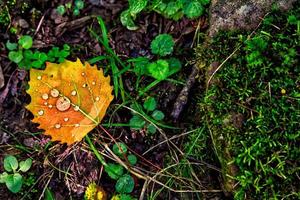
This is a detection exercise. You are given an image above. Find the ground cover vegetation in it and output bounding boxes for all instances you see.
[195,3,300,199]
[0,0,299,199]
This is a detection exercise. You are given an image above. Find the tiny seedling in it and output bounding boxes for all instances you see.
[129,97,165,134]
[0,155,32,193]
[6,35,70,69]
[56,0,85,16]
[147,34,182,81]
[129,34,181,83]
[103,142,137,196]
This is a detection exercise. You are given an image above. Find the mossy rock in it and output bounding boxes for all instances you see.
[197,3,300,199]
[209,0,297,36]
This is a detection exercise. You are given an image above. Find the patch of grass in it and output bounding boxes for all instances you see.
[195,3,300,199]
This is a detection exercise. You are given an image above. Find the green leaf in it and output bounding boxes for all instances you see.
[32,52,47,62]
[129,57,150,76]
[0,172,9,183]
[120,10,139,30]
[63,44,70,51]
[57,57,65,63]
[146,124,157,134]
[150,34,174,56]
[147,59,169,80]
[115,174,135,193]
[8,51,23,63]
[59,50,70,58]
[165,2,181,17]
[105,163,124,180]
[18,35,33,49]
[31,60,44,69]
[6,173,23,193]
[45,188,55,200]
[154,2,167,13]
[56,5,66,15]
[4,155,18,172]
[19,158,32,172]
[6,41,18,50]
[65,2,72,9]
[130,102,143,113]
[120,194,134,200]
[183,1,204,19]
[128,0,147,16]
[23,49,33,58]
[129,115,145,129]
[127,154,137,166]
[143,97,157,111]
[113,142,128,156]
[200,0,211,5]
[167,57,182,76]
[151,110,165,121]
[48,47,59,58]
[73,8,80,16]
[74,0,84,9]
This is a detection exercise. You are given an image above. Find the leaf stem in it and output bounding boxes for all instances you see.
[85,135,107,167]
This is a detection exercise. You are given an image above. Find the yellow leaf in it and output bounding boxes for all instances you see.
[26,59,113,145]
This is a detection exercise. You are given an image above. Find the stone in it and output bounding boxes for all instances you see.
[208,0,297,36]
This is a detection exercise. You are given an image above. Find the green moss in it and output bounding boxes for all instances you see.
[0,6,10,27]
[195,2,300,199]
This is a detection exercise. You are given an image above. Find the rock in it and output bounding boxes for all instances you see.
[208,0,297,36]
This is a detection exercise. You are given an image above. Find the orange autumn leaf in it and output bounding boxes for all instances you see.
[26,59,113,145]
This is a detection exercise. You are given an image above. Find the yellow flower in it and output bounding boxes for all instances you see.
[84,182,107,200]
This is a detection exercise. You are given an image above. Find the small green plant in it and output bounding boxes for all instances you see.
[129,97,165,134]
[0,155,32,193]
[56,0,85,16]
[121,0,210,30]
[103,143,137,198]
[0,5,10,27]
[150,34,174,56]
[130,34,181,83]
[6,35,70,69]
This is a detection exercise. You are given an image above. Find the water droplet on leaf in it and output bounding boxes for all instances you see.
[38,110,44,116]
[74,106,80,111]
[50,89,59,97]
[55,124,61,129]
[56,97,71,111]
[71,90,77,96]
[42,93,49,100]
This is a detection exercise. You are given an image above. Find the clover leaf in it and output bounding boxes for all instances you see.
[150,34,175,56]
[147,59,169,80]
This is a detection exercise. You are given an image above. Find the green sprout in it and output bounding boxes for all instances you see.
[0,155,33,193]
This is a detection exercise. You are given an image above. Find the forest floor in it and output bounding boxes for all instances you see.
[0,0,299,200]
